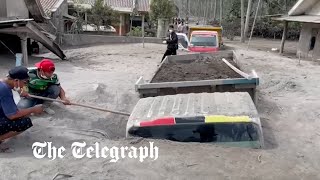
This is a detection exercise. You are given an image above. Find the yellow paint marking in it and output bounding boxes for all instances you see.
[205,115,251,123]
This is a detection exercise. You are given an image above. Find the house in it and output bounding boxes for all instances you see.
[71,0,150,36]
[39,0,76,43]
[275,0,320,59]
[105,0,150,35]
[0,0,66,65]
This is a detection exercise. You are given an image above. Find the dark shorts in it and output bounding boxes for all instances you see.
[0,117,33,135]
[17,85,61,109]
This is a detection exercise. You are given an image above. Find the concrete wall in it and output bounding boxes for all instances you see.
[297,23,320,59]
[0,0,7,17]
[62,34,162,46]
[6,0,29,18]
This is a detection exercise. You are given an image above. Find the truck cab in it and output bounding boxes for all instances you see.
[188,31,219,52]
[176,33,190,51]
[127,92,264,149]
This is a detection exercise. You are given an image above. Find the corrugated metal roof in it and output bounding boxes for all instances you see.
[105,0,150,13]
[73,0,150,12]
[288,0,319,16]
[24,0,51,22]
[308,1,320,16]
[136,0,150,12]
[72,0,94,5]
[127,92,260,129]
[105,0,133,9]
[105,0,133,13]
[274,15,320,23]
[40,0,63,15]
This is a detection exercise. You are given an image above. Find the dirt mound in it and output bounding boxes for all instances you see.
[75,83,118,105]
[262,79,301,95]
[152,57,242,83]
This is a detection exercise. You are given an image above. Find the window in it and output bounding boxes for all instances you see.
[177,35,188,48]
[190,34,218,47]
[129,122,262,148]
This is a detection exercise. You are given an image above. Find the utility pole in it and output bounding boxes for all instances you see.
[142,14,145,48]
[244,0,253,39]
[197,0,200,22]
[241,0,245,43]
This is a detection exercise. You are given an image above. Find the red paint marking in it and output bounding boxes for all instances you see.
[188,47,218,52]
[140,117,175,127]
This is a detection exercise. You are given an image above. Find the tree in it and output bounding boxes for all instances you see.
[150,0,176,22]
[87,0,119,31]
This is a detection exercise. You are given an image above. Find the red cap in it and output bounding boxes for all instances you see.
[35,59,55,72]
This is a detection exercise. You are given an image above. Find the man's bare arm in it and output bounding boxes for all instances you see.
[8,105,43,120]
[59,87,71,105]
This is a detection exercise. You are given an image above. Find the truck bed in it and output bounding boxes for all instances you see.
[135,51,259,103]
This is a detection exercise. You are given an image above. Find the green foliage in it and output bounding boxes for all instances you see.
[150,0,176,21]
[87,0,119,31]
[127,26,143,37]
[253,18,300,40]
[221,0,301,40]
[69,6,87,34]
[127,26,154,37]
[227,0,241,19]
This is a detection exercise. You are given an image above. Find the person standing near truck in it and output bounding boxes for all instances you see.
[161,25,178,62]
[182,22,189,36]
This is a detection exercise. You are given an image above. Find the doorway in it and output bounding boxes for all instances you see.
[309,28,319,57]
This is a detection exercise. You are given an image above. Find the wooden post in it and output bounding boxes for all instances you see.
[119,14,124,36]
[280,21,288,54]
[130,13,133,35]
[20,33,28,66]
[213,0,217,21]
[85,12,87,23]
[219,0,223,26]
[142,14,145,48]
